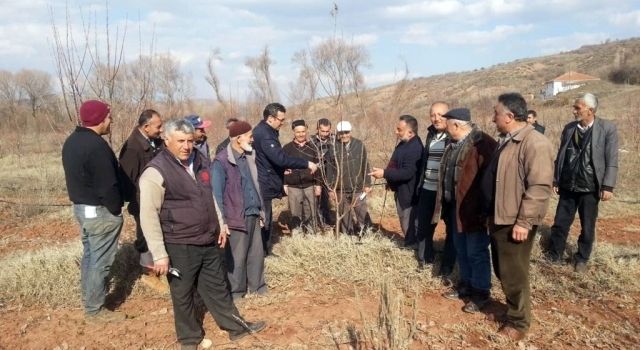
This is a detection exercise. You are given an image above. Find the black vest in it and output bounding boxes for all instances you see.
[559,127,597,193]
[146,149,220,245]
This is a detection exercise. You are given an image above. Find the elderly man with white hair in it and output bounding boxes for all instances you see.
[547,93,619,273]
[325,121,373,235]
[139,119,265,350]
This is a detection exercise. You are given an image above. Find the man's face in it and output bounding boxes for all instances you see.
[395,120,413,142]
[165,131,194,161]
[317,124,331,140]
[526,113,536,125]
[493,102,512,134]
[194,128,206,142]
[269,111,287,130]
[445,119,463,141]
[143,114,163,139]
[293,125,308,143]
[430,104,448,132]
[573,100,594,122]
[237,130,254,152]
[337,131,352,144]
[99,113,113,135]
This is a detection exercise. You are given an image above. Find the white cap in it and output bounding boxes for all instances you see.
[336,121,352,132]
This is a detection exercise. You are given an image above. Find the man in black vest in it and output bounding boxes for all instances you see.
[139,119,265,349]
[62,100,125,322]
[547,93,619,273]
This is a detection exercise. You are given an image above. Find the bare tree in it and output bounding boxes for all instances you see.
[289,50,318,117]
[245,46,278,104]
[0,71,21,120]
[155,54,193,117]
[15,69,54,119]
[205,48,226,107]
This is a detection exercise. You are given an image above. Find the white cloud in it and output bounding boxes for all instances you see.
[352,34,379,46]
[147,11,175,25]
[365,71,403,86]
[401,24,532,46]
[609,10,640,28]
[384,0,463,19]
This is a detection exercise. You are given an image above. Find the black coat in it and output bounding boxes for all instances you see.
[282,140,320,188]
[62,127,123,215]
[119,128,163,214]
[252,120,309,200]
[384,136,424,209]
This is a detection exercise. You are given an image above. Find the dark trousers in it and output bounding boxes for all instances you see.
[416,189,438,262]
[261,198,273,254]
[165,243,245,345]
[318,185,335,226]
[439,203,457,276]
[227,215,267,299]
[490,224,537,332]
[396,195,417,245]
[337,192,372,235]
[549,190,600,263]
[132,213,148,253]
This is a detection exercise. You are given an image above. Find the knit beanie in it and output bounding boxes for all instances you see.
[229,121,252,137]
[80,100,111,127]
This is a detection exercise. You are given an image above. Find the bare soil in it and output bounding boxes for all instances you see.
[0,213,638,349]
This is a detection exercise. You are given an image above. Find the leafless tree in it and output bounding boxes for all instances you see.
[206,48,226,107]
[15,69,54,119]
[0,71,21,120]
[245,46,278,104]
[155,54,193,117]
[289,50,318,117]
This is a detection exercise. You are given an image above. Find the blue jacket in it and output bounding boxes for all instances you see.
[384,136,424,209]
[253,120,309,200]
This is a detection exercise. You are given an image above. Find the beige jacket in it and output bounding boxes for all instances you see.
[494,125,555,230]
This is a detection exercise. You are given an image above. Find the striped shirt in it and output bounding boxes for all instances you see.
[422,133,448,191]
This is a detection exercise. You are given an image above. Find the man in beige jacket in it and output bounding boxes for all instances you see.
[481,93,554,341]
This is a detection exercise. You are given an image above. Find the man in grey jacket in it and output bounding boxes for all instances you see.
[547,93,619,273]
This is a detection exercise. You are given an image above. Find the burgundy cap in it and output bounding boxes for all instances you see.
[228,121,252,138]
[79,100,111,127]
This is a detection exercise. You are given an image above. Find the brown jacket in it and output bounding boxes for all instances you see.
[431,126,497,232]
[494,125,554,229]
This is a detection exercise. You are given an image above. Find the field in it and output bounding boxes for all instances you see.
[1,39,640,349]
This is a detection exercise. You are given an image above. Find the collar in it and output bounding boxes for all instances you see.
[577,119,595,131]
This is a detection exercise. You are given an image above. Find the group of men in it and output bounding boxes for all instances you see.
[62,91,617,346]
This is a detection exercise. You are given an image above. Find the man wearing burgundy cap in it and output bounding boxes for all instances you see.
[185,114,212,162]
[62,99,125,322]
[212,121,268,301]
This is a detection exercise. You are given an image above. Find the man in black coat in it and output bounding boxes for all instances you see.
[547,93,618,273]
[252,103,318,255]
[62,100,125,322]
[370,115,423,246]
[119,109,163,255]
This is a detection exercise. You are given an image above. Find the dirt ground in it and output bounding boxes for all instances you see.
[0,211,639,349]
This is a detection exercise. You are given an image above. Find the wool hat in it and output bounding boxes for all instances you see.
[291,119,307,130]
[185,115,212,129]
[336,121,352,132]
[79,100,111,127]
[443,108,471,122]
[229,121,252,138]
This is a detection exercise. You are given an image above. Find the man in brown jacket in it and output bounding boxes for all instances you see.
[481,93,554,341]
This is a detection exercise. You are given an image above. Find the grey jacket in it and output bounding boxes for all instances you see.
[554,117,619,191]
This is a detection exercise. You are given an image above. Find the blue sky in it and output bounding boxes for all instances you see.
[1,0,639,102]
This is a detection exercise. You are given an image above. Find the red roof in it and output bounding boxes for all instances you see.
[550,71,600,82]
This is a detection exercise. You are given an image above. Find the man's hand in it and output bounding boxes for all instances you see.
[218,224,230,248]
[553,186,559,195]
[368,167,384,179]
[511,224,529,242]
[308,162,319,174]
[329,190,337,201]
[600,190,613,201]
[363,187,372,194]
[284,185,289,196]
[314,185,322,197]
[284,169,292,176]
[153,257,169,276]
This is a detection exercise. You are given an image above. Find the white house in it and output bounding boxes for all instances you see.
[543,71,600,99]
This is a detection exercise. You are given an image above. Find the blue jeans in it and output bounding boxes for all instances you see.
[73,204,123,314]
[446,202,491,292]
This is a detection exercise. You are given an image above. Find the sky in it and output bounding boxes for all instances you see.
[1,0,639,102]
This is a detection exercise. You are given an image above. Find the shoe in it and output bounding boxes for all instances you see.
[463,296,489,313]
[498,324,526,341]
[85,309,126,323]
[440,276,454,288]
[443,286,469,300]
[574,261,588,273]
[416,261,425,271]
[229,320,267,341]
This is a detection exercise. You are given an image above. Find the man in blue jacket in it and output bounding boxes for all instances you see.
[370,115,424,246]
[253,103,318,255]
